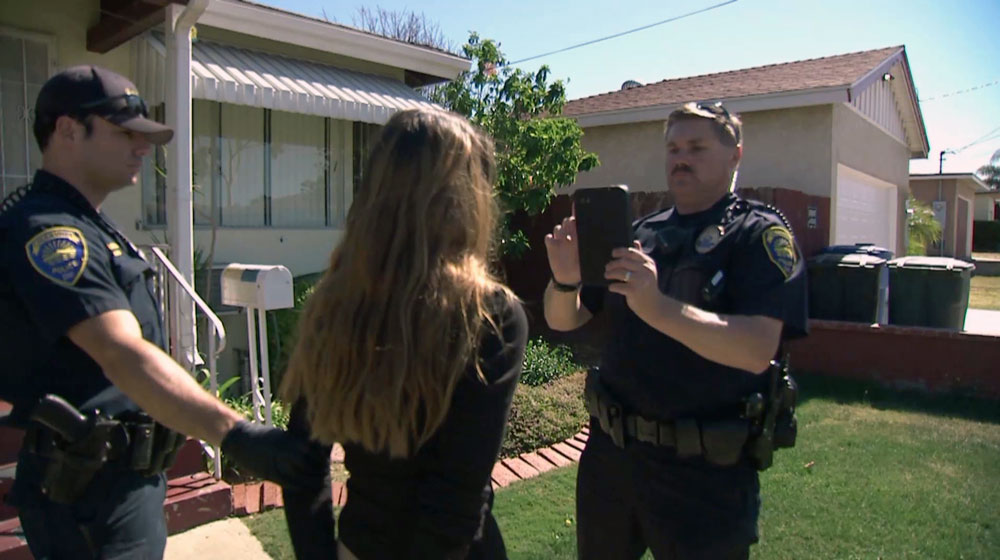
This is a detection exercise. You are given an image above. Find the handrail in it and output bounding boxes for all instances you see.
[148,247,227,356]
[146,246,228,479]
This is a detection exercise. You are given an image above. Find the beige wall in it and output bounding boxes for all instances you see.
[910,178,958,256]
[833,104,912,256]
[569,120,666,193]
[737,105,834,198]
[975,193,1000,221]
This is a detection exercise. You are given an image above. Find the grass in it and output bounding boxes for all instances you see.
[969,275,1000,310]
[244,374,1000,559]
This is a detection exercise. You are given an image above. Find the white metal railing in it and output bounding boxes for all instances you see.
[144,245,228,479]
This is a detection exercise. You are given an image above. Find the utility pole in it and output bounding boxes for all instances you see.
[939,149,955,174]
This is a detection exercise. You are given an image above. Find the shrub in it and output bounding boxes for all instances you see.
[520,337,584,387]
[973,220,1000,252]
[267,272,323,393]
[502,372,587,458]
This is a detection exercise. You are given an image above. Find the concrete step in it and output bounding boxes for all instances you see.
[0,518,29,560]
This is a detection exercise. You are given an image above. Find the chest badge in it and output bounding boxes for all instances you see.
[25,226,89,286]
[694,225,724,254]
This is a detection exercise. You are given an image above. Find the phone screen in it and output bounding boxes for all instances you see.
[572,185,632,286]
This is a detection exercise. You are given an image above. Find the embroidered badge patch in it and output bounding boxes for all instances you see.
[695,225,724,254]
[25,227,89,286]
[762,226,796,278]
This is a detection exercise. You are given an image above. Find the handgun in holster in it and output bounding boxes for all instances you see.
[28,394,116,504]
[748,357,798,471]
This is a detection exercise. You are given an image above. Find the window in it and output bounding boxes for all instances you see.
[143,100,374,228]
[0,30,49,198]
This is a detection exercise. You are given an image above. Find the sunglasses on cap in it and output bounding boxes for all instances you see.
[695,101,740,145]
[77,93,149,119]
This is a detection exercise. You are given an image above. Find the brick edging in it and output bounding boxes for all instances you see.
[229,427,591,516]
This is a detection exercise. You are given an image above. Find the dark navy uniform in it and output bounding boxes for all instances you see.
[0,170,169,559]
[576,192,808,559]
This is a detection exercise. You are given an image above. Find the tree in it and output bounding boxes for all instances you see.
[430,33,599,257]
[977,148,1000,191]
[906,197,942,256]
[353,6,455,52]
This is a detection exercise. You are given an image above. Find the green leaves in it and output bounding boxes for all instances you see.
[430,33,599,257]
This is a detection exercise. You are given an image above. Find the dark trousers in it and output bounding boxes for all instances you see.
[576,423,758,560]
[11,454,167,560]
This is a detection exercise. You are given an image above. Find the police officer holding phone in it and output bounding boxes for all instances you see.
[0,66,327,559]
[544,102,807,559]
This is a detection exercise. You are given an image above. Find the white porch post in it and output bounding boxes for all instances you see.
[165,0,209,369]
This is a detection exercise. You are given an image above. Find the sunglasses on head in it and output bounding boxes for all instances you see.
[695,101,740,144]
[77,93,149,118]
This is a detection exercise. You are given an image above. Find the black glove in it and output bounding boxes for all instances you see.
[221,420,329,493]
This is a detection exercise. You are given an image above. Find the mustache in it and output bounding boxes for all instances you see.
[671,164,693,175]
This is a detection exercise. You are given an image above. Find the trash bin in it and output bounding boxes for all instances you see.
[887,257,975,329]
[821,243,895,260]
[807,252,888,323]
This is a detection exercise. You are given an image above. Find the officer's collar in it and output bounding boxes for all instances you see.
[645,193,736,226]
[32,169,104,219]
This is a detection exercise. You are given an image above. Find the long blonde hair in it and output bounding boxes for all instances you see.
[281,108,512,458]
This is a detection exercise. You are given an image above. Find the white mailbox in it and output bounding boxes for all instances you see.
[220,264,294,310]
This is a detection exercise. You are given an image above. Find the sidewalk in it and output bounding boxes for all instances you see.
[964,308,1000,336]
[165,518,270,560]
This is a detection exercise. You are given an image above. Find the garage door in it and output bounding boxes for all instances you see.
[833,164,897,250]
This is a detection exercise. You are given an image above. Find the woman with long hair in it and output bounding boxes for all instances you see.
[281,108,527,559]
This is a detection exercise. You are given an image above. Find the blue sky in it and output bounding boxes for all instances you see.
[263,0,999,175]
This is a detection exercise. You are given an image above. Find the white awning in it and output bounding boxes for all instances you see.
[134,34,438,124]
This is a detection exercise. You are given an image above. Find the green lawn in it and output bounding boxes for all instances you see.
[969,275,1000,310]
[245,375,1000,559]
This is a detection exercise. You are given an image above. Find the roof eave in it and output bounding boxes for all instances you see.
[910,173,992,192]
[571,86,851,128]
[850,47,929,159]
[200,0,470,82]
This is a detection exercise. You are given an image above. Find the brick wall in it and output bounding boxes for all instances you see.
[787,320,1000,398]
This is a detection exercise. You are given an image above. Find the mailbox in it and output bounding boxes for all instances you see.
[220,264,294,310]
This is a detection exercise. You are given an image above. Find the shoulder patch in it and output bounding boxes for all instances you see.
[762,226,796,279]
[25,226,89,286]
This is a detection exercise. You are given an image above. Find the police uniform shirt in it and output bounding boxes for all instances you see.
[581,192,808,421]
[0,170,161,418]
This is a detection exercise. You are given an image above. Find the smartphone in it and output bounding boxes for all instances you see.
[573,185,632,286]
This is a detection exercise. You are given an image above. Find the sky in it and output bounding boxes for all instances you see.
[261,0,1000,175]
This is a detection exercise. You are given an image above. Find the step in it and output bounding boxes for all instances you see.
[0,464,17,523]
[165,438,210,479]
[164,472,233,535]
[0,518,29,560]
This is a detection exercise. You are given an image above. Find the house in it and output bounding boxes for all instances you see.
[562,46,929,258]
[909,173,993,258]
[2,0,469,377]
[974,188,1000,222]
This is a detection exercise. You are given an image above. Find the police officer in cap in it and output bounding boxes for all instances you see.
[544,102,808,559]
[0,65,327,559]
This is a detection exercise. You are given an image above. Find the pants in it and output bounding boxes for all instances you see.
[11,453,168,560]
[576,423,759,560]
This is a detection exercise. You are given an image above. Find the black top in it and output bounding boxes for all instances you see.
[581,192,808,420]
[283,293,528,560]
[0,170,158,421]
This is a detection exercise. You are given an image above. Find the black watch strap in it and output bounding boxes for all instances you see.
[550,277,581,292]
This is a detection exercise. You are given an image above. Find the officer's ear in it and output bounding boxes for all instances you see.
[53,115,84,144]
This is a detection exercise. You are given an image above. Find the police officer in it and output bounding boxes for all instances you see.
[544,102,808,559]
[0,66,327,559]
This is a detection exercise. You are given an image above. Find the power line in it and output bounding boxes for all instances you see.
[952,124,1000,154]
[920,78,1000,102]
[510,0,740,65]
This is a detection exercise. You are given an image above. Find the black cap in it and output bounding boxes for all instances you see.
[35,65,173,145]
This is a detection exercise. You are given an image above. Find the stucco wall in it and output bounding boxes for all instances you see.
[910,178,959,256]
[569,120,666,193]
[737,106,834,198]
[833,104,912,256]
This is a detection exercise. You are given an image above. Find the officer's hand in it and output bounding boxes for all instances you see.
[606,242,662,318]
[221,420,330,493]
[544,215,582,285]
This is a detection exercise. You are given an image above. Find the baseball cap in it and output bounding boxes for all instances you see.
[35,65,173,145]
